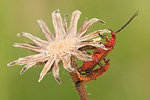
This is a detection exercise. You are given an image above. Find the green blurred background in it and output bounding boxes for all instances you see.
[0,0,150,100]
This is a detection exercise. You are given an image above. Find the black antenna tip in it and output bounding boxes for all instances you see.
[115,10,139,33]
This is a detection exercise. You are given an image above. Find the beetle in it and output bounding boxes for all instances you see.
[75,59,110,87]
[76,11,139,87]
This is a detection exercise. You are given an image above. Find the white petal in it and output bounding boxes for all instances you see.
[20,63,36,74]
[38,57,55,82]
[7,54,45,66]
[52,9,66,40]
[13,43,43,53]
[77,18,105,37]
[52,59,61,84]
[76,41,103,49]
[62,54,74,72]
[77,17,88,34]
[79,29,111,42]
[17,32,48,47]
[20,57,48,74]
[37,20,54,42]
[63,14,69,33]
[71,50,92,61]
[67,10,81,38]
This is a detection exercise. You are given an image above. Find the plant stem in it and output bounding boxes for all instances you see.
[69,57,89,100]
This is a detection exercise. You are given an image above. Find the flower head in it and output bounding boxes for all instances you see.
[7,9,111,84]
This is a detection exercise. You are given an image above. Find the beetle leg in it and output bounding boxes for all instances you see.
[86,52,91,55]
[99,34,107,39]
[105,35,110,43]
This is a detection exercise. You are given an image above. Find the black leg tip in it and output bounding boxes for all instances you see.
[75,81,82,87]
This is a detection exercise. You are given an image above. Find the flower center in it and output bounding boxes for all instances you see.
[46,38,77,58]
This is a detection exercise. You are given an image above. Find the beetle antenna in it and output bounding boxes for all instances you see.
[115,10,139,33]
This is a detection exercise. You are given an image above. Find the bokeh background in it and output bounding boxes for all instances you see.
[0,0,150,100]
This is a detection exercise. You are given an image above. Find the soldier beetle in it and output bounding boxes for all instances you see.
[76,59,110,87]
[76,11,139,87]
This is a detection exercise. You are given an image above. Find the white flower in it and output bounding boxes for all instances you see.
[7,9,111,84]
